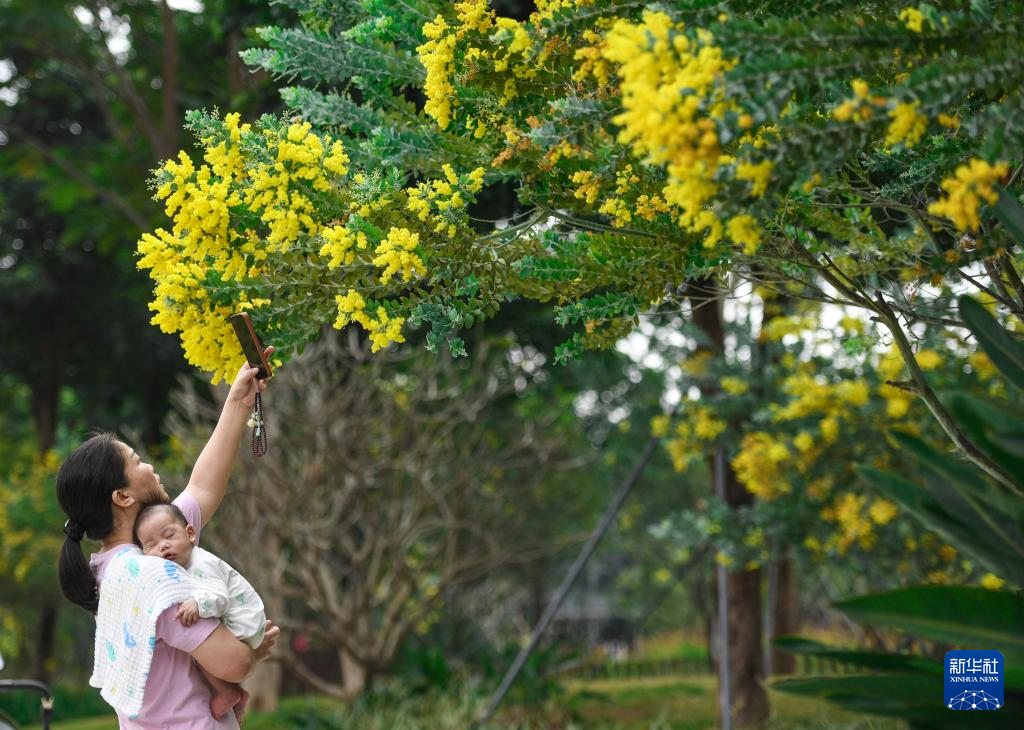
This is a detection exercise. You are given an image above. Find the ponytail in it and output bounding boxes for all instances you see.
[58,531,99,614]
[55,432,126,614]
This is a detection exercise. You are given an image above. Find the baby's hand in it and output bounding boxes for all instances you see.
[176,599,200,626]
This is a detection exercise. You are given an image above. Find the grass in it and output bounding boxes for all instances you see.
[25,675,905,730]
[631,631,709,663]
[565,676,906,730]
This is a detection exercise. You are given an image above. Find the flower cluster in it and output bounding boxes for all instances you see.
[659,405,728,472]
[319,225,364,270]
[405,164,485,237]
[898,7,927,32]
[822,492,900,554]
[332,289,406,352]
[243,121,349,251]
[732,432,791,500]
[418,0,579,129]
[600,12,754,250]
[373,227,426,285]
[139,113,285,382]
[885,102,929,148]
[138,112,437,380]
[927,158,1009,232]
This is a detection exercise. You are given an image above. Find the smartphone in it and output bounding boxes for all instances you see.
[229,312,273,380]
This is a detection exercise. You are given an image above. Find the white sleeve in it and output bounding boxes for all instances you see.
[190,553,232,619]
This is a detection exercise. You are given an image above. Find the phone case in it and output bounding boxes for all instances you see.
[229,313,273,380]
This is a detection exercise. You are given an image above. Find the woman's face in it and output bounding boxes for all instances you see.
[118,442,169,508]
[136,510,195,566]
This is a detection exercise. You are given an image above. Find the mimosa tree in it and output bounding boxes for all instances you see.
[135,0,1024,724]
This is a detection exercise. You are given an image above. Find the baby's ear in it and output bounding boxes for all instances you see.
[187,524,197,544]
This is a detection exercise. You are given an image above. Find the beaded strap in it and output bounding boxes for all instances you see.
[249,390,268,457]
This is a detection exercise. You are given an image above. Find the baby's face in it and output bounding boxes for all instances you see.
[136,511,195,567]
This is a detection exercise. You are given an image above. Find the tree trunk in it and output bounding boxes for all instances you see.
[33,602,57,685]
[339,646,368,699]
[26,303,65,454]
[159,0,179,161]
[227,28,245,99]
[722,467,769,727]
[771,555,798,675]
[688,278,769,728]
[243,661,282,713]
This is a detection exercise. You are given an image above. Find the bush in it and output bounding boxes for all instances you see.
[0,682,110,725]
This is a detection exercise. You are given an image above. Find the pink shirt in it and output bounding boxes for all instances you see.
[91,492,240,730]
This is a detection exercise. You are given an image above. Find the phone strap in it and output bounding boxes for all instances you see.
[249,390,268,457]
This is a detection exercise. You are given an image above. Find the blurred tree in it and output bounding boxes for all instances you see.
[0,0,286,684]
[0,0,286,453]
[125,1,1024,725]
[163,328,596,701]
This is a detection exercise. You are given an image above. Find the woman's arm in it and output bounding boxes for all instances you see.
[185,346,274,528]
[191,621,280,683]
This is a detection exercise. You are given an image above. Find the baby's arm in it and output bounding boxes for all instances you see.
[190,552,233,620]
[193,590,231,620]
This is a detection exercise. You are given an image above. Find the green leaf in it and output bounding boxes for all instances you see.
[990,186,1024,246]
[773,674,1023,727]
[773,637,940,674]
[835,586,1024,658]
[857,464,1024,586]
[959,296,1024,392]
[946,392,1024,487]
[887,432,1024,571]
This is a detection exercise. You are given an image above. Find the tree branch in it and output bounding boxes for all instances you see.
[5,123,149,230]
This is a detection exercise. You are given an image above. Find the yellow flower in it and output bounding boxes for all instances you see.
[915,349,942,370]
[599,197,633,227]
[820,417,839,443]
[868,498,898,525]
[794,432,814,453]
[372,227,426,285]
[928,158,1009,232]
[898,7,926,33]
[651,414,671,438]
[571,170,601,205]
[839,315,864,333]
[600,11,735,246]
[693,407,727,441]
[885,102,928,147]
[720,376,749,395]
[969,351,997,379]
[318,225,356,269]
[332,288,367,330]
[733,432,791,500]
[726,214,761,255]
[980,573,1005,590]
[735,160,773,198]
[417,16,459,129]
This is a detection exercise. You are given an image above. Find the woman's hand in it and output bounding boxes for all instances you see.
[254,620,281,663]
[226,346,275,408]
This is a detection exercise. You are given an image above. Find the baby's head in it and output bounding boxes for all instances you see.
[134,503,196,567]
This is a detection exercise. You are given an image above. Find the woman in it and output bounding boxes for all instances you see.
[57,352,281,729]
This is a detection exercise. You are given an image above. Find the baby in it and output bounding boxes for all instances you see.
[134,504,266,723]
